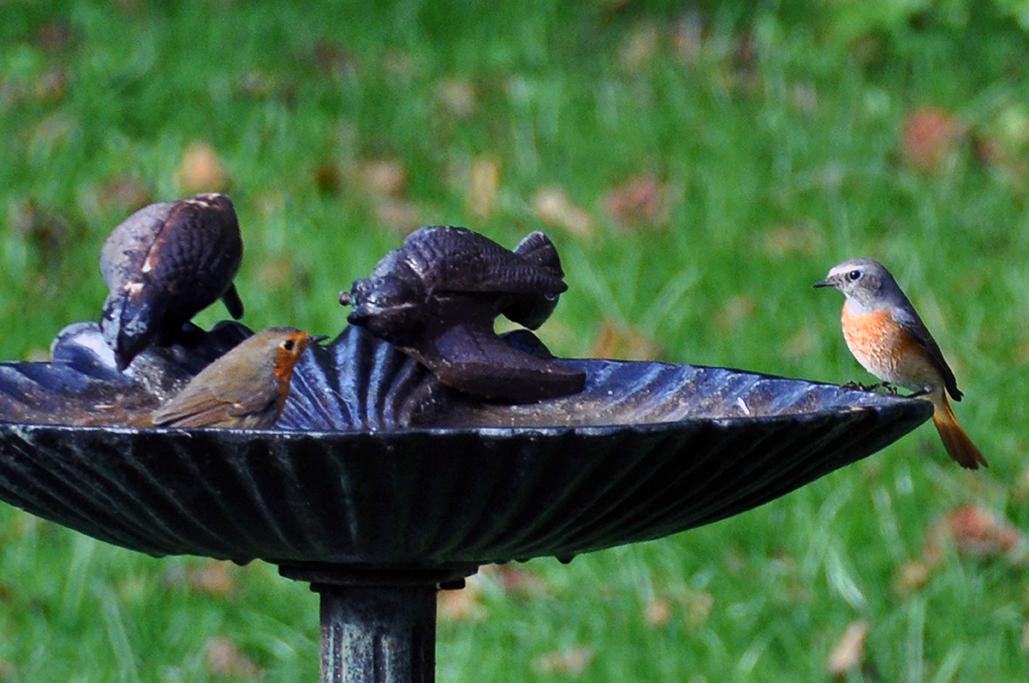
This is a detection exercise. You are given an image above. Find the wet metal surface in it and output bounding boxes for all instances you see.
[0,340,932,567]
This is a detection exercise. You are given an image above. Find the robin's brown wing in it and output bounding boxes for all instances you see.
[152,383,273,427]
[893,305,962,401]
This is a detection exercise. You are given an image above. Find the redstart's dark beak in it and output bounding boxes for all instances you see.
[812,278,831,288]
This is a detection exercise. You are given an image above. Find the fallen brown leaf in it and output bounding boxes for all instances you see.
[437,78,477,118]
[923,505,1022,566]
[311,41,354,79]
[532,645,596,677]
[826,619,870,680]
[438,577,486,622]
[98,176,153,214]
[892,560,930,596]
[493,565,547,599]
[186,561,238,597]
[1022,621,1029,653]
[762,223,824,259]
[531,187,594,238]
[619,22,661,72]
[33,69,68,104]
[467,156,500,219]
[671,8,706,64]
[205,636,262,680]
[36,21,75,53]
[685,590,714,627]
[783,326,818,360]
[358,159,407,197]
[644,597,672,628]
[374,198,420,234]
[8,199,76,269]
[313,163,341,196]
[902,107,961,172]
[178,141,229,192]
[714,295,756,331]
[602,173,669,229]
[591,321,662,361]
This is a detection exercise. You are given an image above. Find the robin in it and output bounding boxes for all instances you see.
[814,258,986,469]
[151,327,324,429]
[100,193,244,371]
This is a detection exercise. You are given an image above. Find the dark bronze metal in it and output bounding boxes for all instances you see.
[100,193,244,370]
[339,226,585,401]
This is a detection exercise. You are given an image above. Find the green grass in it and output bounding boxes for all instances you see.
[1,1,1027,680]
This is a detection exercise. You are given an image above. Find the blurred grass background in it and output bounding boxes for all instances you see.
[1,0,1027,680]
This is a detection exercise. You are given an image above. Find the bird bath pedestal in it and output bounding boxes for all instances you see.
[0,329,932,682]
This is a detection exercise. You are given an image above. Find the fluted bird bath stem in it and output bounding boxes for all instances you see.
[281,566,475,683]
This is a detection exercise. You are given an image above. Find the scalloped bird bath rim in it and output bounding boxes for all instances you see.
[0,364,932,570]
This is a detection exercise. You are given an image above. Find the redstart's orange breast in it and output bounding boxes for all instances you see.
[814,258,986,469]
[151,327,323,429]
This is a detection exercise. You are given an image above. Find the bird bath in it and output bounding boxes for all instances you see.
[0,212,933,682]
[0,325,931,681]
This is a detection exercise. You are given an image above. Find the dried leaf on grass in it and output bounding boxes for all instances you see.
[205,636,262,680]
[619,22,661,72]
[826,619,870,680]
[591,321,662,361]
[36,21,75,53]
[923,505,1022,567]
[33,69,68,104]
[602,173,670,229]
[1022,622,1029,653]
[671,8,706,64]
[313,163,341,196]
[467,156,500,219]
[714,295,756,331]
[164,560,238,598]
[98,176,153,214]
[491,565,547,599]
[374,199,421,234]
[892,560,930,596]
[532,645,596,677]
[178,141,229,192]
[357,159,407,197]
[438,575,486,622]
[762,223,824,259]
[782,326,818,360]
[437,79,477,118]
[531,187,594,238]
[644,597,672,628]
[902,107,962,173]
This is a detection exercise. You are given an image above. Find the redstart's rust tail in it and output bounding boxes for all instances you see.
[931,393,987,469]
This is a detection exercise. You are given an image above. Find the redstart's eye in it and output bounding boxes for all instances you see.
[847,270,862,281]
[282,339,296,351]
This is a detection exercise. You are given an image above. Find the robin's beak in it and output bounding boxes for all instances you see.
[812,278,832,288]
[310,334,330,345]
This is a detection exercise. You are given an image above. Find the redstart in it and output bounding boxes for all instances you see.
[152,327,324,429]
[814,258,986,469]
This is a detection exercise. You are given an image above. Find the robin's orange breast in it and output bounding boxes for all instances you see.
[840,304,940,387]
